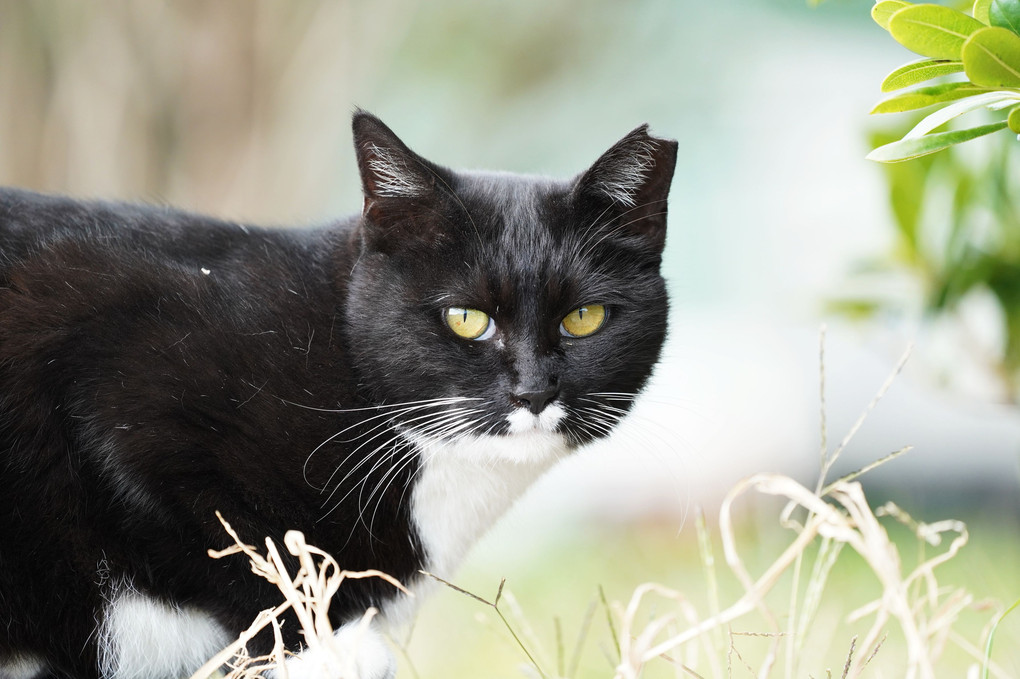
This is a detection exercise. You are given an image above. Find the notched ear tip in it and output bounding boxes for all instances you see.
[655,136,679,177]
[622,122,676,149]
[624,124,678,166]
[577,123,678,210]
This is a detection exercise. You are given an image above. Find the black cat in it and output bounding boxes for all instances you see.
[0,112,677,679]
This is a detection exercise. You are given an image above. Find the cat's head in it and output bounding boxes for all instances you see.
[345,111,676,464]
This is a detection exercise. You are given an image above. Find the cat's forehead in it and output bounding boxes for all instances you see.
[456,171,568,250]
[437,171,603,308]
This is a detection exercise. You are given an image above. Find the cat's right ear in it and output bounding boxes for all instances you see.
[573,125,678,255]
[351,111,446,230]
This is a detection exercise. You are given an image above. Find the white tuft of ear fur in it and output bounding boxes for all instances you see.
[590,138,657,208]
[365,143,430,199]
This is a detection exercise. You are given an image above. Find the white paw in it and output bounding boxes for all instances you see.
[275,618,395,679]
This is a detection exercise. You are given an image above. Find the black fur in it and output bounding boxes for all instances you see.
[0,112,677,678]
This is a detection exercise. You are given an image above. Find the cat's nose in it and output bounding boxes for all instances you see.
[513,379,560,415]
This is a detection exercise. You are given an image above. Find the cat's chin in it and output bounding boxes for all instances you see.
[408,429,571,466]
[493,428,572,463]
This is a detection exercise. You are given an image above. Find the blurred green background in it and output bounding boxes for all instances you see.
[3,0,1020,675]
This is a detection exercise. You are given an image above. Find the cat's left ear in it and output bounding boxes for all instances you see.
[573,125,678,253]
[351,111,448,227]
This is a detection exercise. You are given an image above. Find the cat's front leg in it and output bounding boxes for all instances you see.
[273,617,395,679]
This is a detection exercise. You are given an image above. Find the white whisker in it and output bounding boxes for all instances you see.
[317,407,482,508]
[302,397,477,486]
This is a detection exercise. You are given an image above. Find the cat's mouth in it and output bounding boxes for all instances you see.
[504,401,566,436]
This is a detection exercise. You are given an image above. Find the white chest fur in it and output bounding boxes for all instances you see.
[408,424,570,578]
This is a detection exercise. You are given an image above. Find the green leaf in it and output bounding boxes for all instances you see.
[873,0,913,30]
[881,58,966,91]
[949,170,976,260]
[976,0,994,25]
[889,4,987,59]
[905,91,1020,136]
[1008,103,1020,130]
[866,120,1009,162]
[983,597,1020,679]
[871,82,990,113]
[826,299,883,320]
[931,251,995,310]
[990,0,1020,35]
[989,262,1020,371]
[962,26,1020,86]
[870,128,937,258]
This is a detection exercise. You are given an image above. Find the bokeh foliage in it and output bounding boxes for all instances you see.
[852,0,1020,402]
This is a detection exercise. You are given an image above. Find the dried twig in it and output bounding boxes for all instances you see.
[420,571,548,679]
[189,513,407,679]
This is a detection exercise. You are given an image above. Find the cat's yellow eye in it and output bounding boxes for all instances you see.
[560,304,606,338]
[446,307,495,340]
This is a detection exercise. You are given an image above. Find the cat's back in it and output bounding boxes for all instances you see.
[0,186,324,273]
[0,187,357,409]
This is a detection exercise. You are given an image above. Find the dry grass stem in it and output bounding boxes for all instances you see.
[421,571,549,679]
[840,636,856,679]
[566,597,598,679]
[613,470,979,679]
[611,340,1004,678]
[188,513,407,679]
[816,343,913,494]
